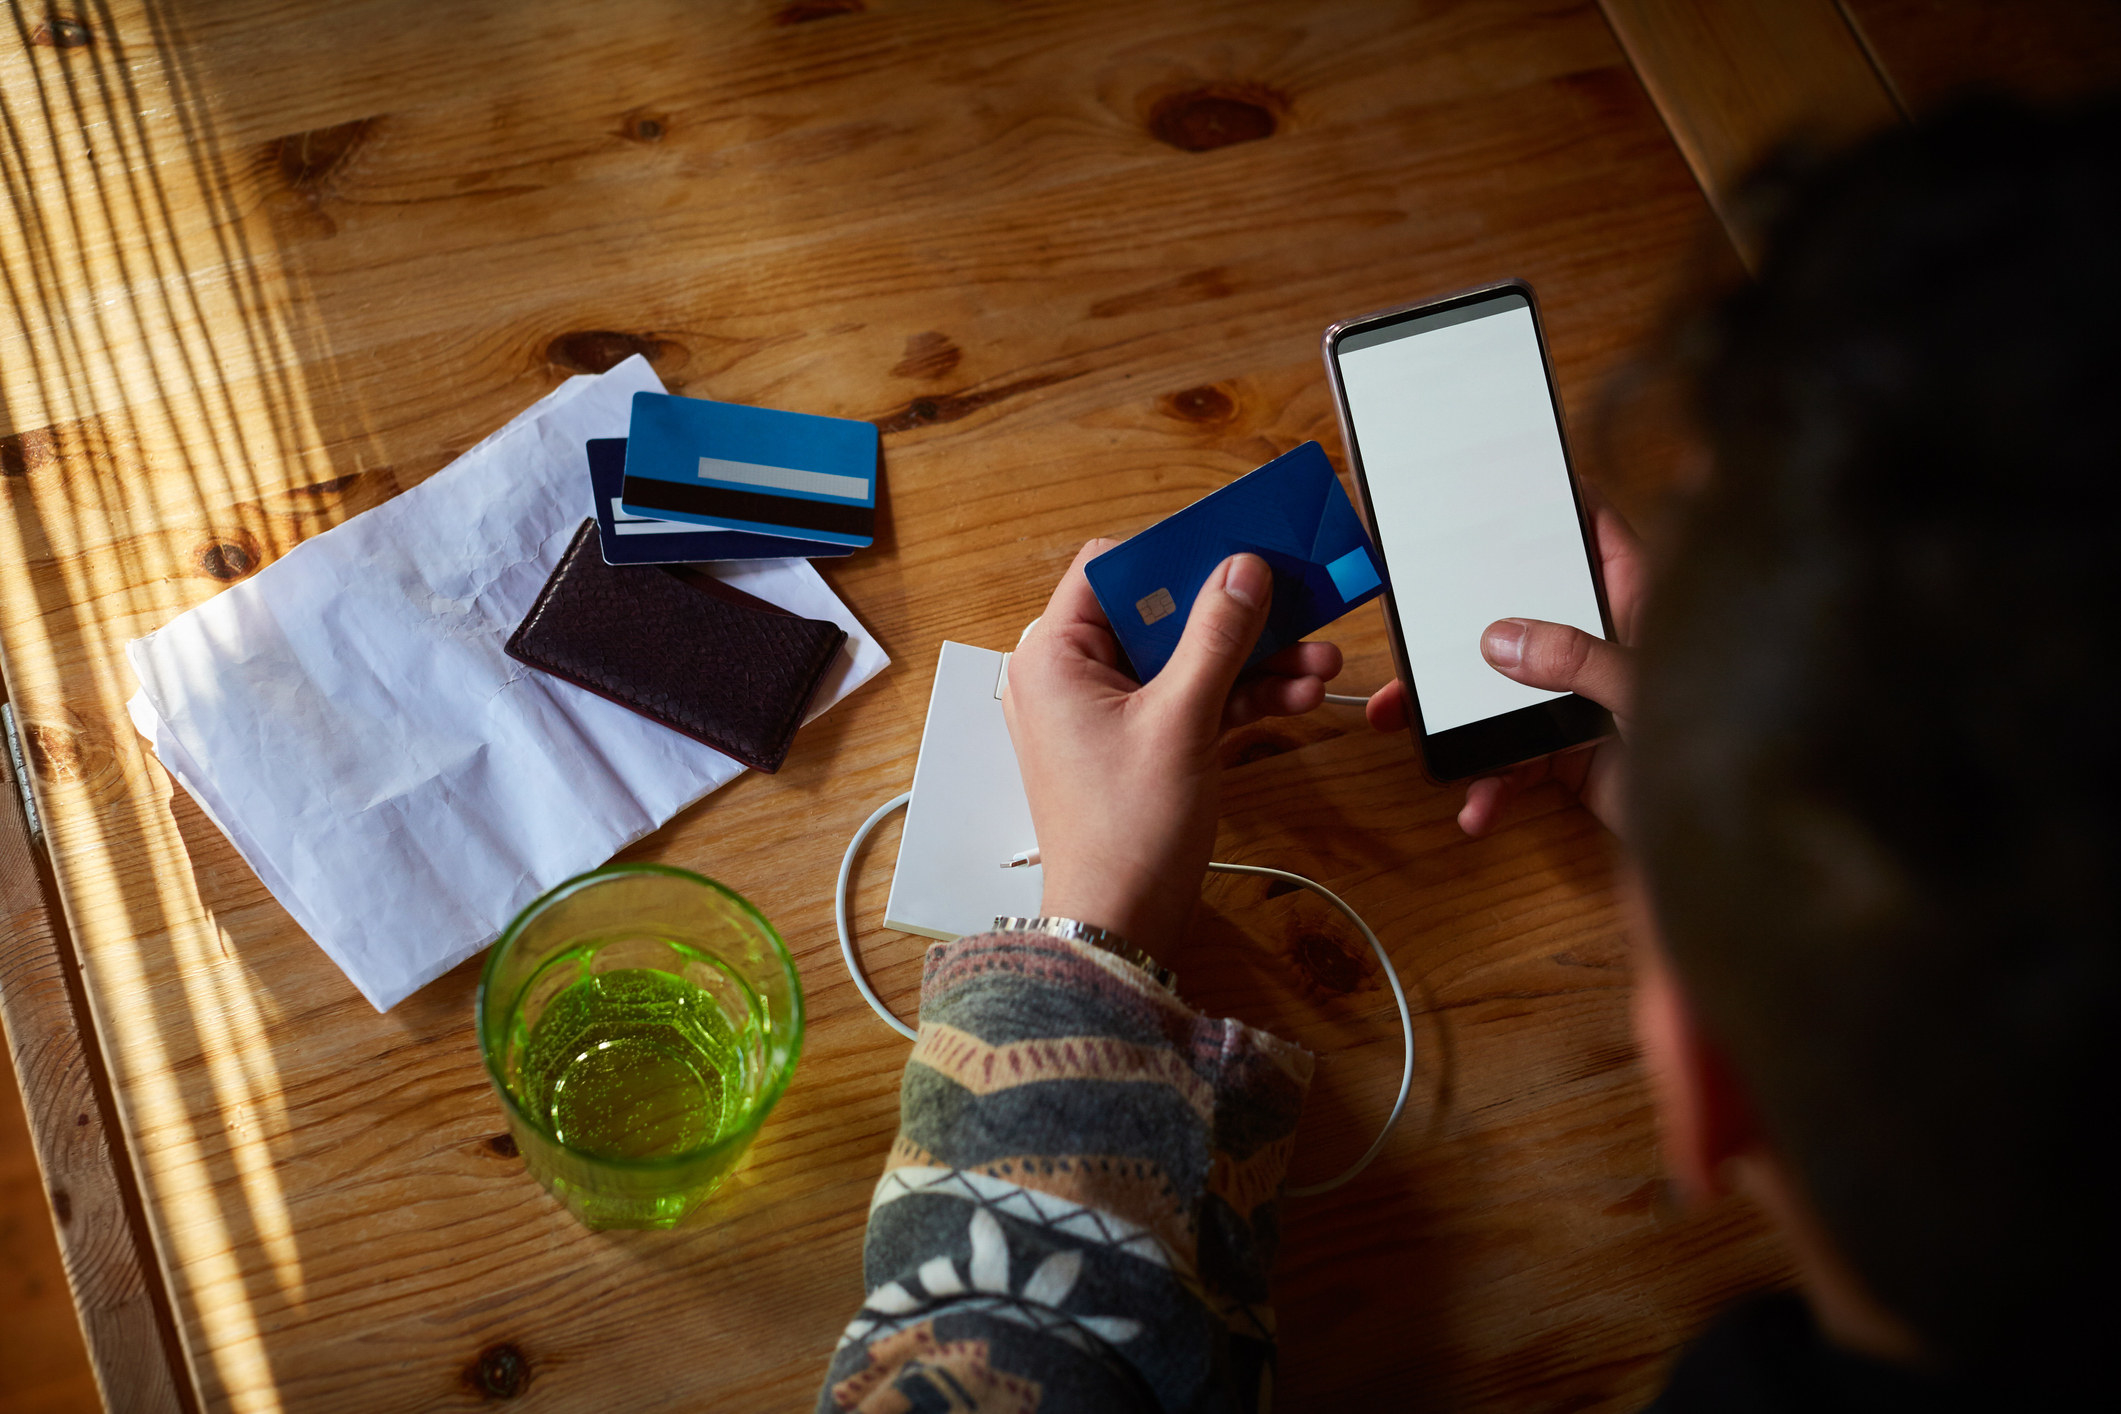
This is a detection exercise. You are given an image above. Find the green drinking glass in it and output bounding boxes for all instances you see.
[477,864,804,1230]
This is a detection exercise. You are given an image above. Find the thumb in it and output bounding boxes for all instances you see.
[1151,554,1272,726]
[1481,617,1632,717]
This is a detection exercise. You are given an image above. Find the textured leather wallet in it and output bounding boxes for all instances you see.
[506,520,847,773]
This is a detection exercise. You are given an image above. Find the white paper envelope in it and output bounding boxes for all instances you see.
[126,356,888,1011]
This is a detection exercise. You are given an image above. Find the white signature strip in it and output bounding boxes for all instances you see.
[697,456,869,501]
[611,499,731,536]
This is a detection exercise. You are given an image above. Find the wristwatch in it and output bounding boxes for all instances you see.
[993,916,1179,994]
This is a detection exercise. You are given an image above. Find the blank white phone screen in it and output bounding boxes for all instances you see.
[1337,296,1604,735]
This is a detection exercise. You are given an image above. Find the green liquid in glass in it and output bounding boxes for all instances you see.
[517,967,748,1161]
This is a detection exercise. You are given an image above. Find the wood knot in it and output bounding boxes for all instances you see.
[873,373,1067,434]
[776,0,865,22]
[50,1188,71,1225]
[1162,384,1235,425]
[0,427,59,478]
[289,471,362,498]
[22,718,115,797]
[891,331,962,381]
[1290,929,1369,996]
[31,15,92,47]
[1149,86,1282,153]
[484,1132,519,1159]
[621,109,668,143]
[545,329,680,375]
[25,724,84,782]
[463,1343,532,1400]
[195,531,263,582]
[275,118,376,195]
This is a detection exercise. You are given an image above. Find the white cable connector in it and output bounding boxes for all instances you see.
[834,794,1414,1196]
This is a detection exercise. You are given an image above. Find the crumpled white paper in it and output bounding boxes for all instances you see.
[126,355,888,1011]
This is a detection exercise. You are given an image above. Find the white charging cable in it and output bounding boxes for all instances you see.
[1201,860,1414,1197]
[834,794,1414,1196]
[836,792,921,1042]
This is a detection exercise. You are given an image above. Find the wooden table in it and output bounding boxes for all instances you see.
[0,2,1842,1408]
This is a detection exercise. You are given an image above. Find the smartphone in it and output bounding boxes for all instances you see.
[1322,280,1614,782]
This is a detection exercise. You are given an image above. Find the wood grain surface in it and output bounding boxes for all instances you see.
[1,2,1796,1410]
[0,1041,100,1414]
[1843,0,2121,114]
[0,687,190,1413]
[1598,0,1902,268]
[1601,1,2121,274]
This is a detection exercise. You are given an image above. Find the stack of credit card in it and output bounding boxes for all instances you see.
[592,392,880,565]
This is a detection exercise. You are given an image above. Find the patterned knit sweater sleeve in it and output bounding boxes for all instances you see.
[814,930,1314,1414]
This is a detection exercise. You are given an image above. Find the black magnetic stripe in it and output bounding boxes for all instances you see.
[621,476,875,536]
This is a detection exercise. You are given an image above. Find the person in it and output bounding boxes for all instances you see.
[813,98,2117,1411]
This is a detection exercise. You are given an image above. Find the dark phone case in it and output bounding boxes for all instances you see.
[505,520,847,773]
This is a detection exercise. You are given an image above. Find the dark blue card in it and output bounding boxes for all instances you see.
[1084,440,1385,681]
[618,392,879,548]
[590,439,851,563]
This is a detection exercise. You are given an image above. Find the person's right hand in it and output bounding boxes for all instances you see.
[1365,496,1644,838]
[1003,543,1341,961]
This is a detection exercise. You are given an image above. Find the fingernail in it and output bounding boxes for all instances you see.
[1483,619,1527,668]
[1224,554,1268,609]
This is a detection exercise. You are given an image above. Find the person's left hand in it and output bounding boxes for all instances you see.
[1002,540,1344,961]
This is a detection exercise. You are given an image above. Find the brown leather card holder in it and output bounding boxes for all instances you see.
[506,521,847,773]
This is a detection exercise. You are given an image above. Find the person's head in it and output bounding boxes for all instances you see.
[1628,96,2120,1389]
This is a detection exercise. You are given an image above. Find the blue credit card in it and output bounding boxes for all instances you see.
[618,392,879,548]
[589,439,851,563]
[1084,440,1386,681]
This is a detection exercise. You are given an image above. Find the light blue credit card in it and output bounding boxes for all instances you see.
[618,392,879,549]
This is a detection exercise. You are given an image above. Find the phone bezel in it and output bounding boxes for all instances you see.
[1322,279,1616,784]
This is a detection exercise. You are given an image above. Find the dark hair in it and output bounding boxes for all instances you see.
[1632,97,2121,1386]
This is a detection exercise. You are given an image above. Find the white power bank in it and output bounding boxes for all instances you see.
[882,642,1044,940]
